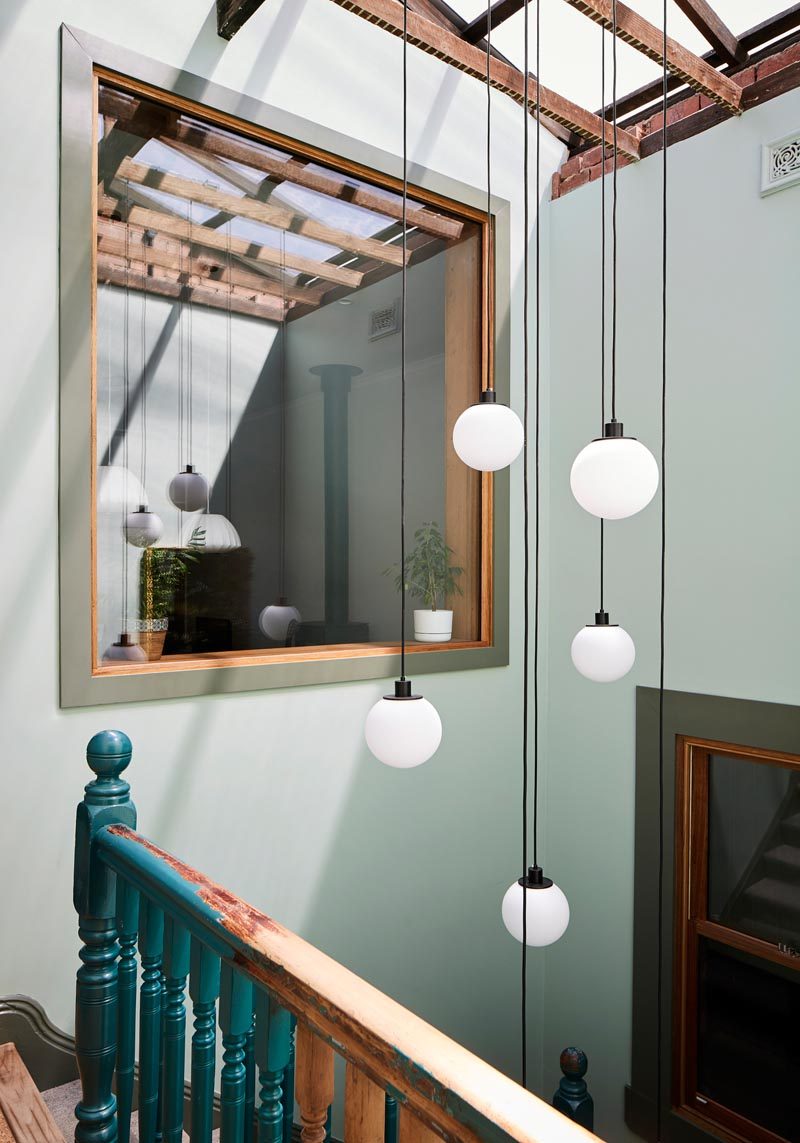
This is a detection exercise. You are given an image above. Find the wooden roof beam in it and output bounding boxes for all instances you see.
[216,0,267,40]
[562,0,742,112]
[117,157,409,268]
[327,0,641,155]
[462,0,528,45]
[673,0,748,66]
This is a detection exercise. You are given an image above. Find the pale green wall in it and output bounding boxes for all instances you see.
[545,89,800,1140]
[0,0,564,1106]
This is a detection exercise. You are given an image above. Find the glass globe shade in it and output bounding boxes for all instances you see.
[452,401,524,472]
[168,466,209,512]
[364,695,442,769]
[97,466,146,514]
[181,513,241,553]
[570,436,658,520]
[124,507,164,549]
[259,601,302,642]
[102,635,147,664]
[501,877,570,947]
[571,622,635,683]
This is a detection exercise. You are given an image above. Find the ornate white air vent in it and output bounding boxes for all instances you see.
[369,299,401,341]
[761,131,800,196]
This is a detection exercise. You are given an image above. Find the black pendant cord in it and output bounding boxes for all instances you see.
[121,182,131,634]
[178,213,185,479]
[657,2,668,1139]
[279,231,288,598]
[600,25,606,613]
[533,0,541,882]
[226,218,233,521]
[188,202,195,466]
[400,0,408,682]
[140,232,149,499]
[611,0,618,423]
[485,0,495,395]
[520,0,531,1092]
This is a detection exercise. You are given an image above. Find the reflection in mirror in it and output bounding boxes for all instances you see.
[93,79,487,672]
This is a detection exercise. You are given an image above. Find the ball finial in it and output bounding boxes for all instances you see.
[86,730,132,780]
[560,1047,588,1078]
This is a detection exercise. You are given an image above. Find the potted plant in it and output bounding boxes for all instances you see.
[137,532,201,660]
[386,521,463,643]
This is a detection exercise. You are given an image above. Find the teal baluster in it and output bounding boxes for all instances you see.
[138,897,165,1143]
[162,918,190,1143]
[384,1094,398,1143]
[254,989,291,1143]
[220,966,254,1143]
[116,880,140,1143]
[244,1010,256,1143]
[552,1047,594,1132]
[74,730,137,1143]
[281,1017,296,1143]
[189,940,221,1143]
[324,1107,331,1143]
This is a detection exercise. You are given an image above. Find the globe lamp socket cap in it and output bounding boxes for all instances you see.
[386,678,423,701]
[479,389,497,404]
[520,865,554,890]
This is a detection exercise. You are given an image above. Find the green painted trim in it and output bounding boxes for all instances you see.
[58,25,512,708]
[629,687,800,1143]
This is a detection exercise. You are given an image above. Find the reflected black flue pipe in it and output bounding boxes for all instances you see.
[310,364,363,628]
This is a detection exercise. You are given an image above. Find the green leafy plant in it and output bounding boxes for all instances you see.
[139,545,198,621]
[385,521,463,611]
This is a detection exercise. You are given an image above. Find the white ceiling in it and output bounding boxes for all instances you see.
[447,1,784,112]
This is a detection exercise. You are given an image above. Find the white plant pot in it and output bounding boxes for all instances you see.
[413,609,453,643]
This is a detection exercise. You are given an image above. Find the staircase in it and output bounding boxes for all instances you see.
[721,777,800,947]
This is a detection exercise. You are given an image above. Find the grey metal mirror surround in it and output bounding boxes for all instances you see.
[59,25,511,708]
[629,687,800,1143]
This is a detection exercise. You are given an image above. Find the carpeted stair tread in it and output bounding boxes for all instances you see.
[41,1082,219,1143]
[763,844,800,876]
[781,813,800,842]
[742,877,800,919]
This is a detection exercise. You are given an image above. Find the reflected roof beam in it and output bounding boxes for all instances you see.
[462,0,528,45]
[562,0,742,111]
[327,0,641,155]
[672,0,747,66]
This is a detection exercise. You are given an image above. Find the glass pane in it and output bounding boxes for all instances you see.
[697,939,800,1140]
[94,81,484,670]
[708,752,800,946]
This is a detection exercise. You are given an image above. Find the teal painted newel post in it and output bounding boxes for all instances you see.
[189,940,221,1143]
[74,730,137,1143]
[116,880,140,1143]
[162,918,190,1143]
[219,965,254,1143]
[552,1048,594,1131]
[255,989,292,1143]
[138,897,165,1143]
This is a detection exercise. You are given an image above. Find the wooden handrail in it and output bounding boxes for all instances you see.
[95,824,599,1143]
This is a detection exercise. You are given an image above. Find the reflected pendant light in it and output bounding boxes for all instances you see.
[260,232,301,643]
[451,3,523,473]
[570,0,657,521]
[364,3,442,770]
[501,1,568,970]
[182,218,240,551]
[169,202,209,513]
[571,26,634,684]
[125,228,163,548]
[103,181,147,665]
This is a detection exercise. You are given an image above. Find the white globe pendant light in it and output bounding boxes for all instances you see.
[259,598,301,643]
[102,633,147,664]
[501,866,570,947]
[571,609,635,683]
[124,504,164,548]
[365,681,442,769]
[452,390,524,472]
[571,419,658,520]
[169,465,209,512]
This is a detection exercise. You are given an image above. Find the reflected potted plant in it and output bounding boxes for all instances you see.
[386,521,463,643]
[137,529,202,660]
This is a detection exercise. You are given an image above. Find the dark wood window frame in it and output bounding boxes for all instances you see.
[673,737,800,1143]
